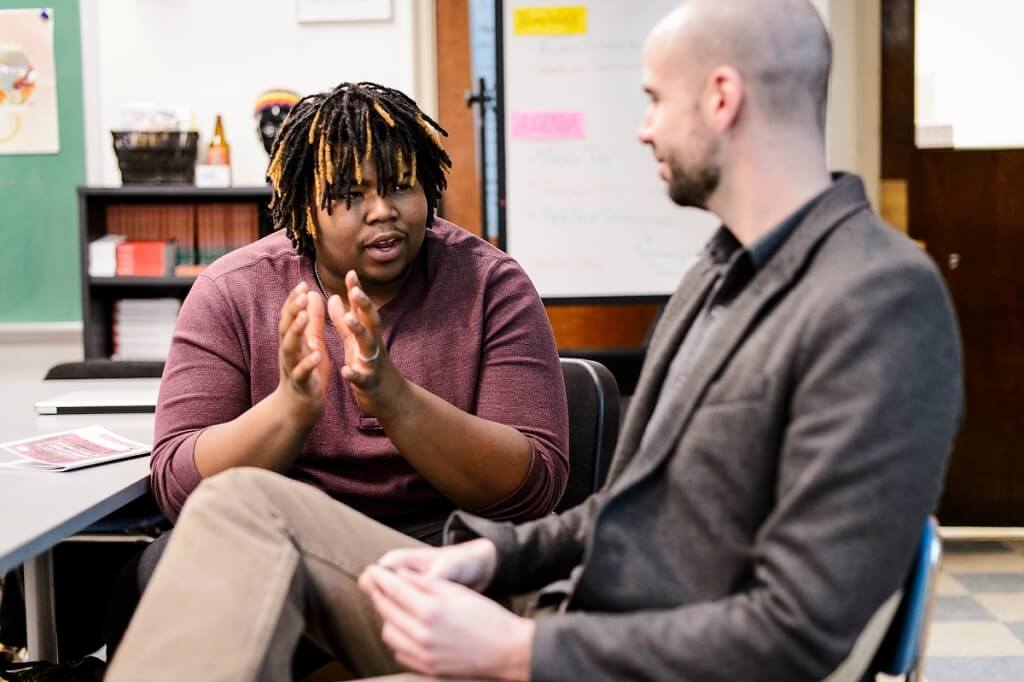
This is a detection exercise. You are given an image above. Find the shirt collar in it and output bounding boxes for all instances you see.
[747,189,824,268]
[705,181,833,271]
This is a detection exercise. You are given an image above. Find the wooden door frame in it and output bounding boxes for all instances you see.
[434,0,483,236]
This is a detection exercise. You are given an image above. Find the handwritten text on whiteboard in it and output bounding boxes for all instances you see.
[510,111,585,140]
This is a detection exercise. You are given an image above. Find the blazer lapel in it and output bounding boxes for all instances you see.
[606,258,717,483]
[613,174,872,490]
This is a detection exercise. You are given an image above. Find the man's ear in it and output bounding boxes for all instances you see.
[702,65,744,134]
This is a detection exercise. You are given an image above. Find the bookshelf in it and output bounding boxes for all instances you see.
[77,186,275,359]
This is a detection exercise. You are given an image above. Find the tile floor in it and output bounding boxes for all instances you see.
[924,539,1024,681]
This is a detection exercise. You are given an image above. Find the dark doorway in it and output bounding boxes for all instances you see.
[882,0,1024,524]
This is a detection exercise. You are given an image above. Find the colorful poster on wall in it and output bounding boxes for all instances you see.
[0,8,59,155]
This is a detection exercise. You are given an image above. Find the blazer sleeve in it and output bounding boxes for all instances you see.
[446,485,614,595]
[528,258,962,681]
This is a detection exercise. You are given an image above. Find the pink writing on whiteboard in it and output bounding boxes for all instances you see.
[510,112,585,140]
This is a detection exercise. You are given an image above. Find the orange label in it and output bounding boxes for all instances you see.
[207,147,230,165]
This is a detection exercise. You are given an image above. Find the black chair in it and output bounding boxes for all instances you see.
[558,348,645,397]
[556,358,621,512]
[43,359,165,380]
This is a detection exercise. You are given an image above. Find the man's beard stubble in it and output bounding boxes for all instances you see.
[667,158,721,210]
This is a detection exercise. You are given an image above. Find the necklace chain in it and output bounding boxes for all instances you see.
[313,261,330,298]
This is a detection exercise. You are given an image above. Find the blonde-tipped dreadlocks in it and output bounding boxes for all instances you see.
[266,82,451,256]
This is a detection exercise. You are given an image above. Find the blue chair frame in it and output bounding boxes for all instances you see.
[871,516,942,680]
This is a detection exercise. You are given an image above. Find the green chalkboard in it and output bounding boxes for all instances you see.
[0,1,85,322]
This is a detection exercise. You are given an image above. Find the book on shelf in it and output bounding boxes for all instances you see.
[196,202,259,264]
[173,263,207,277]
[103,200,261,272]
[112,298,180,360]
[105,203,195,266]
[115,240,177,277]
[0,425,150,472]
[88,234,127,277]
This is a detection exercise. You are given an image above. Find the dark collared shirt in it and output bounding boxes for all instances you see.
[640,190,825,451]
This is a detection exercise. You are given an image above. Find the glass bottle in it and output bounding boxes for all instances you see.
[208,114,231,165]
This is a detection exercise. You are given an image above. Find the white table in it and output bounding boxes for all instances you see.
[0,378,158,662]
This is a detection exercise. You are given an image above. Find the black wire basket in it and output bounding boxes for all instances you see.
[111,131,198,184]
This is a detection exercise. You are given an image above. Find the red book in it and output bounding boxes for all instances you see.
[115,240,177,277]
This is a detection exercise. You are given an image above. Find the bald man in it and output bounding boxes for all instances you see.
[108,1,962,680]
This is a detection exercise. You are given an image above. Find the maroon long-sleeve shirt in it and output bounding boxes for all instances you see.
[151,219,569,537]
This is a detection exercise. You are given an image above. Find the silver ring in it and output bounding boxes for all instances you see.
[357,345,381,363]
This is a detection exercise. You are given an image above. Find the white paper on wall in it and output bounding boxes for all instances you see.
[0,8,60,155]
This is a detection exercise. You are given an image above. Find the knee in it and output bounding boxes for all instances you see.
[204,465,283,495]
[178,467,282,523]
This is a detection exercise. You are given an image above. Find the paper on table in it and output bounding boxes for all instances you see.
[0,425,149,472]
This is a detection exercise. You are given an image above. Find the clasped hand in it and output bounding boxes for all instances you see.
[358,539,535,680]
[276,271,406,427]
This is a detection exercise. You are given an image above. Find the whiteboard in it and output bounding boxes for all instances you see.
[499,0,719,300]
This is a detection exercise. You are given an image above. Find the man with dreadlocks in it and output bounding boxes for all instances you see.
[145,81,567,529]
[102,82,569,673]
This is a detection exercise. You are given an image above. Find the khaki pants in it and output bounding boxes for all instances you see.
[105,467,496,682]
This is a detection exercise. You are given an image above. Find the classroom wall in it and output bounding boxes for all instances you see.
[81,0,429,187]
[827,0,881,209]
[1,0,881,329]
[805,0,882,209]
[1,0,434,329]
[0,0,86,325]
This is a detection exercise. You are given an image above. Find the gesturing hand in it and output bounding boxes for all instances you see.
[327,270,409,419]
[372,539,498,593]
[359,566,534,681]
[276,281,330,428]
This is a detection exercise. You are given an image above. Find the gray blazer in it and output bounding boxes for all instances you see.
[449,175,963,681]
